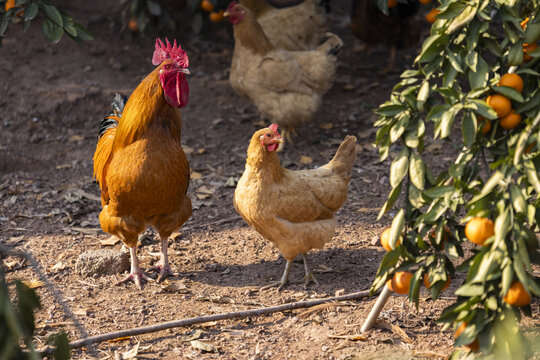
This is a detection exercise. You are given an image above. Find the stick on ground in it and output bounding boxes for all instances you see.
[37,288,377,355]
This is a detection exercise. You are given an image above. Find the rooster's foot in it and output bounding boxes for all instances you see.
[148,263,175,283]
[116,270,154,290]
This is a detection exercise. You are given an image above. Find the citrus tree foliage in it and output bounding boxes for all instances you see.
[372,0,540,357]
[0,268,69,359]
[0,0,92,46]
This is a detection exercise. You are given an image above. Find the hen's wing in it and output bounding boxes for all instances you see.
[251,51,319,95]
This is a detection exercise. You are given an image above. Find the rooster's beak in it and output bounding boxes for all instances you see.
[180,68,190,75]
[223,10,231,17]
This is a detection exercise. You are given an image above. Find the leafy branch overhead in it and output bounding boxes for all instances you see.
[0,0,92,46]
[372,0,539,357]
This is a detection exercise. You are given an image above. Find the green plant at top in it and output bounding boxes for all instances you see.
[371,0,540,358]
[0,0,92,46]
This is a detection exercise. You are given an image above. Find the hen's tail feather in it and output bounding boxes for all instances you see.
[97,94,127,140]
[327,135,357,181]
[319,33,343,56]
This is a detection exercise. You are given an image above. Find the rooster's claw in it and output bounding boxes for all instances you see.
[116,271,154,290]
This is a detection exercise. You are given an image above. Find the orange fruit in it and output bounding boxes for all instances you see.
[465,217,494,246]
[200,0,214,12]
[425,8,440,23]
[523,43,537,62]
[380,228,401,252]
[503,281,531,307]
[479,117,492,134]
[419,0,432,4]
[389,271,413,295]
[454,322,480,351]
[498,73,524,93]
[499,110,521,130]
[387,0,398,8]
[386,278,394,291]
[525,142,536,154]
[521,17,529,30]
[209,10,224,22]
[128,17,138,32]
[423,273,450,290]
[486,94,512,118]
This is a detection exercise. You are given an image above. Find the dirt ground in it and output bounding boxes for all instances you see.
[1,1,538,359]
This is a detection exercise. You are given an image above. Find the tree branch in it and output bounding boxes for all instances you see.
[37,288,376,355]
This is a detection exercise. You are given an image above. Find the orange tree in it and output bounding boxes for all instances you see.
[372,0,540,357]
[0,0,92,45]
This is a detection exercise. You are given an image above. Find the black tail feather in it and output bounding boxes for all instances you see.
[97,93,127,140]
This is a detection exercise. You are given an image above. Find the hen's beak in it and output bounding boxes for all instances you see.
[274,138,284,143]
[179,68,190,75]
[223,10,231,17]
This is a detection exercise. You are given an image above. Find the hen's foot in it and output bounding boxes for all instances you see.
[116,271,154,290]
[148,263,175,283]
[259,259,292,292]
[302,253,319,289]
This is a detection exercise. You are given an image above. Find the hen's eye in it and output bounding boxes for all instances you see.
[266,133,271,138]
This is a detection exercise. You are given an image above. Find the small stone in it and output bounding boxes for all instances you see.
[75,249,129,277]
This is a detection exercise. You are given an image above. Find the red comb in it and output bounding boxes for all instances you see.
[152,38,189,67]
[226,1,238,12]
[269,123,280,136]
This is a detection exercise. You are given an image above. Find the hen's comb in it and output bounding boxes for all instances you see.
[269,123,280,136]
[226,1,238,12]
[152,38,189,67]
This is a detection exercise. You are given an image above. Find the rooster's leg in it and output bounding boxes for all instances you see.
[149,236,175,282]
[302,253,319,288]
[260,259,292,291]
[117,246,154,290]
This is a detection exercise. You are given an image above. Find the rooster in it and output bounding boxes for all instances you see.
[351,0,421,73]
[93,38,192,289]
[234,124,357,290]
[225,1,342,143]
[239,0,330,51]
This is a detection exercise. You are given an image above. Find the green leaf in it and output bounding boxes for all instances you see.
[447,3,477,34]
[510,184,526,215]
[524,159,540,194]
[52,332,70,360]
[525,21,540,44]
[43,4,63,27]
[73,23,92,40]
[501,264,514,298]
[468,171,504,205]
[404,129,419,148]
[455,283,485,297]
[375,104,406,117]
[466,99,498,120]
[424,186,454,199]
[24,3,38,21]
[409,152,425,190]
[467,55,489,89]
[516,89,540,113]
[416,81,430,111]
[409,269,422,309]
[409,183,425,209]
[41,18,63,43]
[508,42,524,66]
[390,147,409,188]
[389,209,405,249]
[492,86,524,102]
[462,112,476,148]
[439,105,461,139]
[377,182,402,220]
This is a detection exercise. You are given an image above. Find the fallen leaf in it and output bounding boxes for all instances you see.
[319,122,333,130]
[328,334,366,341]
[225,177,236,187]
[375,320,412,343]
[190,340,217,353]
[190,171,203,180]
[56,164,72,170]
[200,321,218,328]
[48,262,67,273]
[71,227,100,235]
[300,156,313,165]
[72,189,101,202]
[182,145,194,155]
[23,279,44,289]
[196,186,214,195]
[196,148,206,155]
[100,236,120,246]
[195,193,210,200]
[68,135,84,142]
[73,309,88,317]
[108,336,131,343]
[122,342,140,360]
[178,329,203,342]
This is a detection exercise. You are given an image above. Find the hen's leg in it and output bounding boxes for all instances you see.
[117,246,153,290]
[302,253,319,288]
[149,236,174,282]
[260,259,292,291]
